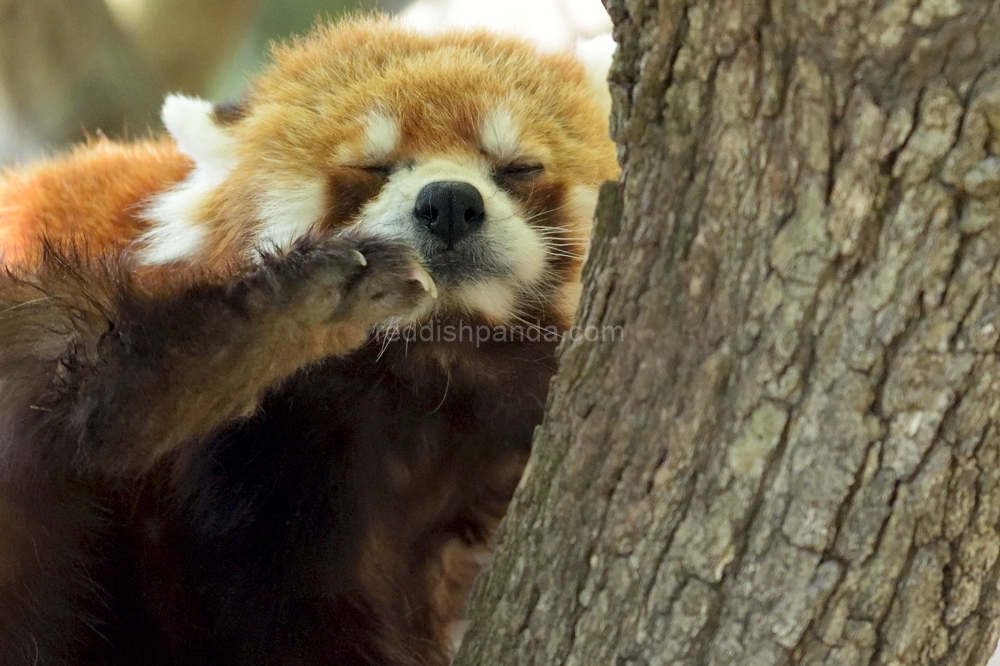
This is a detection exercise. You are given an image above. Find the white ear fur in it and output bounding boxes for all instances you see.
[161,94,238,172]
[136,95,239,265]
[575,33,616,116]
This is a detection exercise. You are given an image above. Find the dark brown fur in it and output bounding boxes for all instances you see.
[0,237,515,665]
[212,99,248,126]
[0,236,557,665]
[323,167,389,230]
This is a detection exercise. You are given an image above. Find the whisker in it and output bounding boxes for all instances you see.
[429,368,451,414]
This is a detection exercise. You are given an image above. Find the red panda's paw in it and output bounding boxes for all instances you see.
[336,239,438,328]
[244,235,435,333]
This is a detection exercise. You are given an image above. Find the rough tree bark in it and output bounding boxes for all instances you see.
[455,1,1000,665]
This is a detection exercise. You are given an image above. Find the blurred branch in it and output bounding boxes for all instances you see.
[0,0,503,165]
[0,0,163,162]
[107,0,261,94]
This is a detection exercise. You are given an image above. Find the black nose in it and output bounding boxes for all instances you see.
[414,181,485,247]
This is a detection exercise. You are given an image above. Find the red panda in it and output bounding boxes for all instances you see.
[0,17,617,666]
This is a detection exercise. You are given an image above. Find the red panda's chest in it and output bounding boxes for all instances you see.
[116,339,556,665]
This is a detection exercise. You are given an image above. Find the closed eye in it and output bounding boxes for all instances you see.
[355,164,393,178]
[493,162,544,180]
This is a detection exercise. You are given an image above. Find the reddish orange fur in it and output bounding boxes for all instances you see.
[0,139,191,264]
[1,18,616,277]
[213,20,617,244]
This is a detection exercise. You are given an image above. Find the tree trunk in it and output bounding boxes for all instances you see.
[454,1,1000,665]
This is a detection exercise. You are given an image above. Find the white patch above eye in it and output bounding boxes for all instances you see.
[255,179,326,250]
[480,108,521,160]
[362,111,400,160]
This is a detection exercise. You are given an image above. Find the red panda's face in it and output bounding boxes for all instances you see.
[323,100,608,327]
[137,19,618,329]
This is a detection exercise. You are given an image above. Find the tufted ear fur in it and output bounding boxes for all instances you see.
[161,95,239,173]
[575,33,615,116]
[136,96,240,265]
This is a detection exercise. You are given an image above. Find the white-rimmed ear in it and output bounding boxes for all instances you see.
[161,94,238,173]
[136,95,239,265]
[575,33,616,115]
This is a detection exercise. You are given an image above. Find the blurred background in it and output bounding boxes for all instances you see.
[0,0,610,166]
